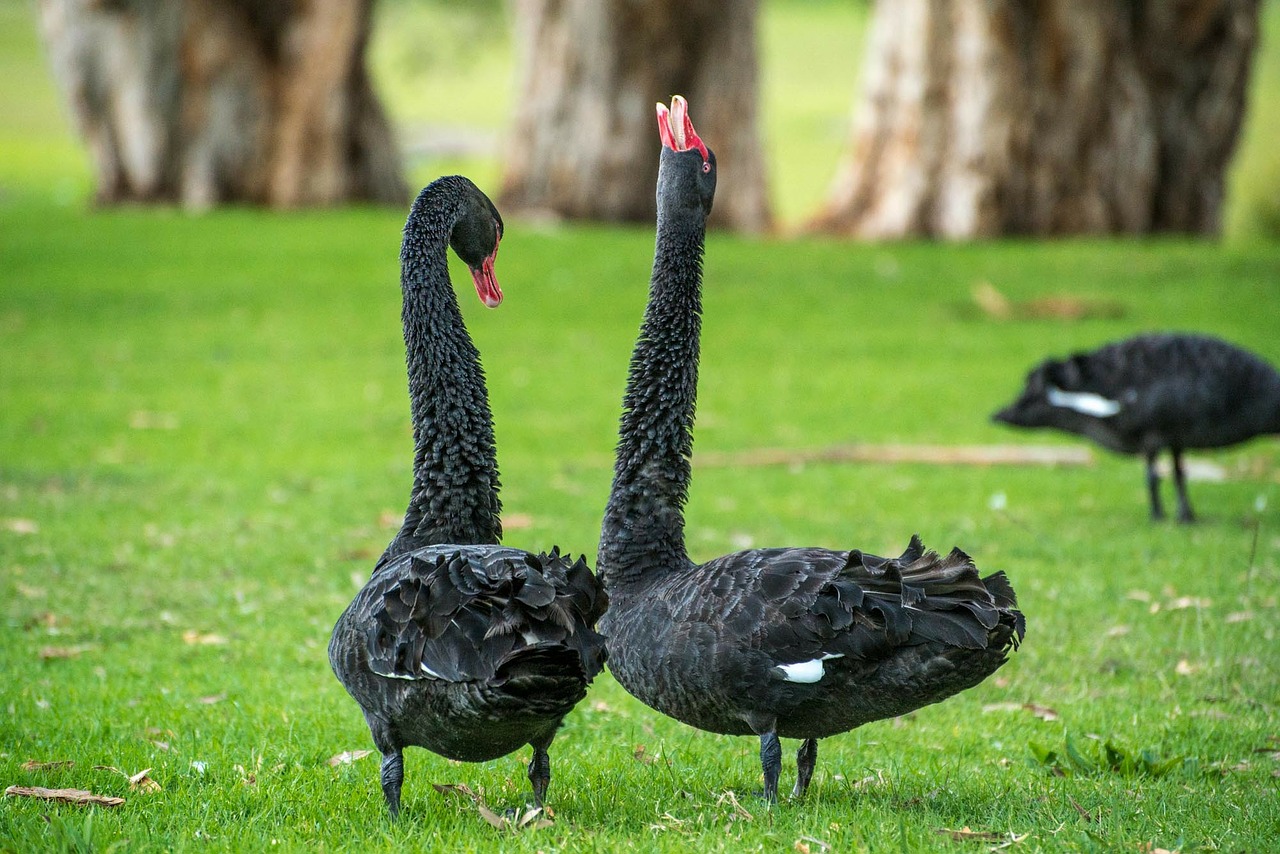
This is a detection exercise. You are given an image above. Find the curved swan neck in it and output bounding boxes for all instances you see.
[382,180,502,563]
[598,211,705,590]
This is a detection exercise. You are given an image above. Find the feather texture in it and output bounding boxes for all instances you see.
[328,177,606,816]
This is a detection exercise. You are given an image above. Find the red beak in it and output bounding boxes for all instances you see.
[470,245,502,308]
[656,95,709,164]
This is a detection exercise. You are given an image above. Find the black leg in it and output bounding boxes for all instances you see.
[527,740,552,806]
[380,749,404,819]
[1171,448,1196,524]
[792,738,818,798]
[759,731,782,804]
[1145,451,1165,521]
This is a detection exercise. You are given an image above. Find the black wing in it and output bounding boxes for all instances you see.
[742,535,1024,669]
[365,545,607,683]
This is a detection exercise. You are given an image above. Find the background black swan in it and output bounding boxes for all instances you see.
[329,176,607,817]
[993,333,1280,522]
[598,97,1025,804]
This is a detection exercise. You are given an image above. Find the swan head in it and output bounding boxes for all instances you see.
[449,184,505,308]
[656,95,716,218]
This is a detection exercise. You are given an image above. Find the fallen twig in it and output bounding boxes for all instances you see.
[695,444,1094,469]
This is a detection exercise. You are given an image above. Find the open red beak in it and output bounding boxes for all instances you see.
[469,245,502,308]
[656,95,709,164]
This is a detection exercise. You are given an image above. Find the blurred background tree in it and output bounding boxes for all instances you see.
[37,0,407,208]
[809,0,1262,238]
[28,0,1276,235]
[499,0,771,232]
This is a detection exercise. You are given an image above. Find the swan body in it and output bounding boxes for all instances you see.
[599,98,1023,803]
[994,333,1280,522]
[329,176,606,817]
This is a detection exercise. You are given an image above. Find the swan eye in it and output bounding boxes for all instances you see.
[702,162,711,174]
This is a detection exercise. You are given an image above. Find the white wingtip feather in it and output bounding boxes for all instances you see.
[1047,386,1122,417]
[776,653,844,684]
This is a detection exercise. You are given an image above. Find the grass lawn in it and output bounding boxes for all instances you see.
[3,1,1280,852]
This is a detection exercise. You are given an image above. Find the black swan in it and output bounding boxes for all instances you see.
[598,97,1025,804]
[329,176,607,817]
[993,333,1280,523]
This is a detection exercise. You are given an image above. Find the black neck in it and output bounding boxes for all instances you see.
[382,186,502,561]
[599,207,705,589]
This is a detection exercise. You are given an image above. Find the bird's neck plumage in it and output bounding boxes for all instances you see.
[599,207,705,591]
[382,192,502,562]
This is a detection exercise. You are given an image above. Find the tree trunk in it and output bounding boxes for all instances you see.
[500,0,770,232]
[37,0,406,208]
[808,0,1260,239]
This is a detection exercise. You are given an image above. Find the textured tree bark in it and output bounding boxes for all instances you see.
[500,0,770,232]
[808,0,1260,238]
[37,0,406,208]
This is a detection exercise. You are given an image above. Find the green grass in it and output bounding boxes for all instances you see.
[3,1,1280,851]
[3,201,1280,853]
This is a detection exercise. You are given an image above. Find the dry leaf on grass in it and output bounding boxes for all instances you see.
[632,744,657,765]
[16,583,46,599]
[503,513,534,530]
[128,769,161,792]
[970,282,1124,322]
[197,694,227,705]
[327,750,372,767]
[89,765,161,792]
[1022,295,1124,321]
[936,827,1030,849]
[982,702,1023,714]
[1190,708,1231,721]
[981,702,1058,722]
[4,785,124,807]
[128,411,179,430]
[937,826,1006,842]
[1023,703,1059,722]
[648,811,688,832]
[4,518,39,535]
[431,782,552,830]
[182,630,228,646]
[24,612,58,630]
[716,790,753,821]
[1175,659,1198,676]
[144,728,174,752]
[235,756,266,787]
[795,836,831,853]
[515,806,553,830]
[21,760,74,771]
[474,803,553,831]
[1068,796,1096,822]
[476,803,507,830]
[39,645,94,660]
[432,782,482,801]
